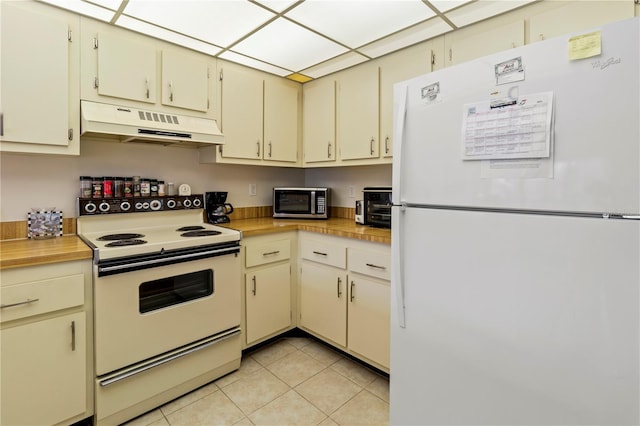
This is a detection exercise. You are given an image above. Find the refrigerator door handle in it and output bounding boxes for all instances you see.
[621,214,640,220]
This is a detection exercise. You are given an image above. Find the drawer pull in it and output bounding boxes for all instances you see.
[366,263,387,270]
[312,251,328,256]
[262,250,280,256]
[0,298,40,309]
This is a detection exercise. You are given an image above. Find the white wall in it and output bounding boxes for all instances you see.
[0,140,390,221]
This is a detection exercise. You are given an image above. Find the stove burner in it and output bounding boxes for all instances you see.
[104,239,148,247]
[98,233,145,241]
[180,230,222,237]
[176,226,206,231]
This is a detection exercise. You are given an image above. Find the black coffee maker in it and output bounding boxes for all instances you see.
[206,192,234,224]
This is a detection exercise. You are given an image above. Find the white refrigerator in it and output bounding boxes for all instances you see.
[390,18,639,425]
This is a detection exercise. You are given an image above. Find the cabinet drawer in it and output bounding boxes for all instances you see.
[246,239,291,268]
[300,239,346,269]
[348,248,391,281]
[0,274,84,323]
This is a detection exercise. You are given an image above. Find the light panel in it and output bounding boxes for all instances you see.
[39,0,115,21]
[85,0,123,11]
[219,51,292,77]
[301,51,369,79]
[444,0,537,27]
[122,0,276,48]
[428,0,474,14]
[232,17,349,72]
[253,0,300,13]
[285,0,436,48]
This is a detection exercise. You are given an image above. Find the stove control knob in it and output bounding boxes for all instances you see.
[84,202,97,214]
[120,201,131,212]
[166,199,177,209]
[99,202,110,213]
[142,202,150,210]
[183,199,192,208]
[135,202,144,210]
[192,198,202,208]
[150,199,162,211]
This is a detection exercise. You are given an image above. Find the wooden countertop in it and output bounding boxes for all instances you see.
[221,218,392,245]
[0,235,93,270]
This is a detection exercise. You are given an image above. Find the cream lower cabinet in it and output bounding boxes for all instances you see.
[243,234,295,347]
[298,232,390,371]
[0,260,93,426]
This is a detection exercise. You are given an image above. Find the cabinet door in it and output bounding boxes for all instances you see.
[220,65,264,160]
[303,78,336,164]
[264,79,300,163]
[300,261,347,346]
[245,263,291,345]
[97,31,157,103]
[161,49,209,112]
[444,20,524,66]
[337,63,380,160]
[1,312,86,426]
[0,2,78,152]
[347,276,390,368]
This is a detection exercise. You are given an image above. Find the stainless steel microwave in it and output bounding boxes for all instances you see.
[273,187,330,219]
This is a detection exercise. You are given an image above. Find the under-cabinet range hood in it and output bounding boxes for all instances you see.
[80,100,224,147]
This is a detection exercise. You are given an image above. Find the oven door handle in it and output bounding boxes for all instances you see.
[98,328,241,387]
[98,245,239,276]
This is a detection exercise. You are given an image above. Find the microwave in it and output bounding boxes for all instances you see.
[363,187,392,228]
[273,187,330,219]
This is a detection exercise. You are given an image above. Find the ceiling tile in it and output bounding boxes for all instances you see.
[219,51,292,76]
[39,0,115,21]
[300,51,369,79]
[358,17,453,58]
[232,17,349,72]
[121,0,275,47]
[252,0,300,13]
[445,0,536,27]
[285,0,436,48]
[427,0,474,14]
[85,0,123,11]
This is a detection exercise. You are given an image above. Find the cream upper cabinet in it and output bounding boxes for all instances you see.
[161,50,209,112]
[378,39,445,159]
[264,77,300,163]
[336,62,380,161]
[444,20,525,66]
[0,1,80,155]
[528,1,635,43]
[302,77,336,165]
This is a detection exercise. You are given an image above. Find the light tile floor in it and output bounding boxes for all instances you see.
[123,337,389,426]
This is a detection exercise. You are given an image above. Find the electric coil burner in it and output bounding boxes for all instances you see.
[76,195,242,425]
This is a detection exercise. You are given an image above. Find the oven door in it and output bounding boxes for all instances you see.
[94,246,240,375]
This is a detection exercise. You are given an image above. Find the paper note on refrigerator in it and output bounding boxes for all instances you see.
[461,91,554,161]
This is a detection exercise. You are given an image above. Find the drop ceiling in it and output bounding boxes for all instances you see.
[39,0,536,81]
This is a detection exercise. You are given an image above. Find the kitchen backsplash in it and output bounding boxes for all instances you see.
[0,139,391,222]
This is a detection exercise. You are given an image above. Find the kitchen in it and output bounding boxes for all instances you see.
[1,1,639,426]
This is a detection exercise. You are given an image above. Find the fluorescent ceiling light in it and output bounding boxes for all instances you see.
[233,18,349,72]
[122,0,275,47]
[445,0,537,27]
[428,0,474,13]
[301,51,369,79]
[39,0,115,21]
[117,15,223,56]
[219,51,292,77]
[286,0,436,48]
[253,0,300,13]
[359,17,453,58]
[85,0,123,11]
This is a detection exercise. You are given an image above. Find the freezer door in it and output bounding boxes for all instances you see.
[390,207,639,425]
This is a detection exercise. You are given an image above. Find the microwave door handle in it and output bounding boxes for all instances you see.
[311,191,316,215]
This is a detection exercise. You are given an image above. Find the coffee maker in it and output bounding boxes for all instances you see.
[206,192,234,224]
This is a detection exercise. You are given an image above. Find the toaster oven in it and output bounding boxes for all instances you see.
[363,187,392,228]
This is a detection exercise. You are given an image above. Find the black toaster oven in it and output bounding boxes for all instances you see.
[363,187,392,228]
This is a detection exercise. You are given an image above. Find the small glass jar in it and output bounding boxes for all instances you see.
[123,177,133,197]
[158,180,166,196]
[80,176,92,198]
[150,179,158,196]
[140,178,151,196]
[133,176,141,197]
[92,177,103,199]
[166,182,176,196]
[114,177,124,198]
[103,177,114,198]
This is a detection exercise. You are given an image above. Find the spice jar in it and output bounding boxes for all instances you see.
[92,177,103,198]
[124,177,133,197]
[80,176,92,198]
[158,180,166,196]
[140,178,151,196]
[167,182,176,196]
[133,176,141,197]
[114,177,124,197]
[150,179,158,196]
[103,177,114,198]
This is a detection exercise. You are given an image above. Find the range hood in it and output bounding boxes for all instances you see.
[80,100,224,147]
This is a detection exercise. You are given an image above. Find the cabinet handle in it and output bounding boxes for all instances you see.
[366,263,387,270]
[145,77,150,99]
[268,141,272,158]
[1,298,39,309]
[370,137,375,155]
[169,80,174,102]
[327,141,332,158]
[252,275,257,295]
[337,277,342,298]
[71,320,76,351]
[262,250,280,256]
[0,113,3,136]
[312,250,327,256]
[256,141,261,157]
[350,280,355,302]
[385,136,390,154]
